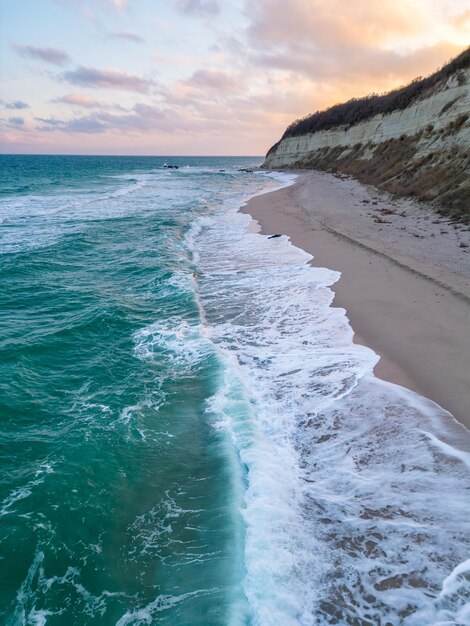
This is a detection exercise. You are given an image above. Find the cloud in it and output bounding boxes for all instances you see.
[35,104,167,134]
[133,103,166,118]
[253,41,462,87]
[5,100,30,110]
[8,116,25,126]
[34,117,64,129]
[36,113,106,133]
[244,0,467,91]
[35,117,65,126]
[185,69,238,92]
[158,68,245,109]
[65,116,108,133]
[53,93,102,107]
[172,0,220,18]
[62,66,152,92]
[33,101,217,136]
[12,44,71,66]
[245,0,431,51]
[52,93,126,110]
[109,31,144,43]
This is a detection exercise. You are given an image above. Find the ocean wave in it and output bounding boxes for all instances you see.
[192,191,470,625]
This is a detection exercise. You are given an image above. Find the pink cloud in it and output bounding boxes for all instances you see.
[53,93,102,107]
[13,44,71,66]
[245,0,466,87]
[62,66,152,93]
[186,69,238,92]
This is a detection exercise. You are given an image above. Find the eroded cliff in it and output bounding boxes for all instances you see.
[264,51,470,220]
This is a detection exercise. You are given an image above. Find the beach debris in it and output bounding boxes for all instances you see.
[268,234,282,239]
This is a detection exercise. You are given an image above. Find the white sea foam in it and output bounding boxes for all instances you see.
[190,181,470,625]
[115,589,219,626]
[0,461,55,517]
[0,170,175,254]
[133,317,212,376]
[10,548,128,626]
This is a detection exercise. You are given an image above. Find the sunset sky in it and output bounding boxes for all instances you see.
[1,0,469,155]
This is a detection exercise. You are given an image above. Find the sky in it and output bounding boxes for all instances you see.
[0,0,469,155]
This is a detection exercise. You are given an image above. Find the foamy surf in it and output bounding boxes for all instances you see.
[190,182,470,625]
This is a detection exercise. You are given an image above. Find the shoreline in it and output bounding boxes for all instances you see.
[243,170,470,430]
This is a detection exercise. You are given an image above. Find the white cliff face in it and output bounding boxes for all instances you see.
[264,70,470,169]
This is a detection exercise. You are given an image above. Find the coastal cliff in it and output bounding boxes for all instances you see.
[263,48,470,220]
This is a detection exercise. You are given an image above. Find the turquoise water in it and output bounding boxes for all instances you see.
[0,156,273,624]
[1,155,470,625]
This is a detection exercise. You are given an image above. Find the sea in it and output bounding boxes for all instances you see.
[1,154,469,626]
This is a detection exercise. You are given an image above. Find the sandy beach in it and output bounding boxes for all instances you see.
[243,171,470,429]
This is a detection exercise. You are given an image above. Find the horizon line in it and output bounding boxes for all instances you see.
[0,153,265,159]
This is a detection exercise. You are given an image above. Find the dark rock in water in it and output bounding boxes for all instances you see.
[268,234,282,239]
[219,169,226,172]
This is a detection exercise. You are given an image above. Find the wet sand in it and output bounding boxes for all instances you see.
[242,171,470,429]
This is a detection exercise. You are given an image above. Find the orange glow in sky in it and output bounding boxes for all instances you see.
[1,0,469,155]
